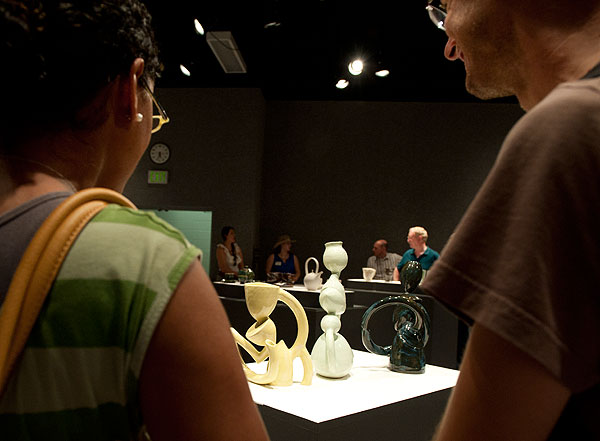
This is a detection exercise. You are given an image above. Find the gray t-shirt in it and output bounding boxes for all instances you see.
[421,76,600,438]
[0,192,70,304]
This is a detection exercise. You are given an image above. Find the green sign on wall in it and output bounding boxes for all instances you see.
[148,170,168,184]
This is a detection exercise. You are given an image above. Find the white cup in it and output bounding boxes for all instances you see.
[362,267,376,281]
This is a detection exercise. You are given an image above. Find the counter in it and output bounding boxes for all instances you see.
[214,281,354,308]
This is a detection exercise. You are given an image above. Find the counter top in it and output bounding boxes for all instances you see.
[347,278,401,284]
[213,281,354,308]
[214,280,353,293]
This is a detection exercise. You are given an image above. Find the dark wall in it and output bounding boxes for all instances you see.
[124,88,266,278]
[259,101,524,279]
[123,88,524,280]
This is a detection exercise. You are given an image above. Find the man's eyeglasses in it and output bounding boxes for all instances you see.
[141,79,170,133]
[426,0,447,31]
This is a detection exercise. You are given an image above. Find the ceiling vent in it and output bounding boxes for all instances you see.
[206,31,247,74]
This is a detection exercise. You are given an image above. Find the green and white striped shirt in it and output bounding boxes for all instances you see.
[1,203,202,440]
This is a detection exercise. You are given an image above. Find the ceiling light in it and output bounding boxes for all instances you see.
[375,69,390,77]
[180,64,191,76]
[336,79,349,89]
[264,21,281,29]
[194,19,205,36]
[348,59,363,76]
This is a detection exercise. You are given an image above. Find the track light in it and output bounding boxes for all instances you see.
[194,19,205,35]
[336,79,349,89]
[348,59,363,76]
[180,64,191,76]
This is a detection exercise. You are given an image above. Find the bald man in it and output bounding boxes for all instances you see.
[366,239,401,281]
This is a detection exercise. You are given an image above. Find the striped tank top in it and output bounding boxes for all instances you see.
[0,202,201,440]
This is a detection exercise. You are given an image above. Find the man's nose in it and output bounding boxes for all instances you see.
[444,37,459,60]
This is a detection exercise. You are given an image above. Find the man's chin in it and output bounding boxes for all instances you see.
[466,77,514,100]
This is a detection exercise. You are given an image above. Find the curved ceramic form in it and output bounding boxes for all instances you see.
[361,295,431,373]
[322,241,348,274]
[232,282,313,386]
[311,241,354,378]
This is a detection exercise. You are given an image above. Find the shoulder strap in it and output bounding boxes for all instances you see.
[0,188,135,395]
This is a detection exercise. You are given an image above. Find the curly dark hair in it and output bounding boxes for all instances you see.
[0,0,160,147]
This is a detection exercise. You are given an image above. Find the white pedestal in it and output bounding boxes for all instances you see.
[247,350,459,441]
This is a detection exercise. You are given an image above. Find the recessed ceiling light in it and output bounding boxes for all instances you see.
[336,79,349,89]
[180,64,191,76]
[264,21,281,29]
[375,69,390,77]
[194,19,204,35]
[348,59,363,76]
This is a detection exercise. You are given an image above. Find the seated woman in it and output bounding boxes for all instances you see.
[216,226,244,276]
[265,235,301,282]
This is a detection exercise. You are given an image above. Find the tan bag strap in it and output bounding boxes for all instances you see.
[0,188,136,395]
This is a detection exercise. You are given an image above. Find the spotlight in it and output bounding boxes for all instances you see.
[180,64,191,76]
[375,69,390,77]
[348,59,363,76]
[336,79,349,89]
[194,19,205,35]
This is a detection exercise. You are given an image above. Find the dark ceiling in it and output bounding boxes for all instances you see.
[143,0,516,104]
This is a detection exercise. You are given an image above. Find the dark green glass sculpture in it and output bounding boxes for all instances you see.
[360,261,430,373]
[399,260,423,293]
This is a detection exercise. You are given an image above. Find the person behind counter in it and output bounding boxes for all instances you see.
[265,234,301,282]
[216,226,244,276]
[393,226,440,281]
[0,1,269,439]
[367,239,402,281]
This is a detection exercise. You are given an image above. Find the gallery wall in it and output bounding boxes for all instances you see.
[124,87,266,277]
[124,88,524,279]
[258,100,524,279]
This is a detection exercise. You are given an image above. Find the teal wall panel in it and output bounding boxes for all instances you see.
[153,210,212,274]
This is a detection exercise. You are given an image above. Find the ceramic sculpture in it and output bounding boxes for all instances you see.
[231,282,313,386]
[310,241,354,378]
[360,261,431,373]
[303,257,323,291]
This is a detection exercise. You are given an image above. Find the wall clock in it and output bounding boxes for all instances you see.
[149,142,170,164]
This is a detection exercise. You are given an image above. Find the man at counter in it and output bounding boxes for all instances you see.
[393,226,439,280]
[366,239,402,281]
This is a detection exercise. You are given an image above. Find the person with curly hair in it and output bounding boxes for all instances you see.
[0,2,269,440]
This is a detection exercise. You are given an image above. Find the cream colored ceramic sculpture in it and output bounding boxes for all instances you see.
[231,282,313,386]
[310,241,354,378]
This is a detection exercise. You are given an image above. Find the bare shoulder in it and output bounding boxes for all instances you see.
[139,260,269,441]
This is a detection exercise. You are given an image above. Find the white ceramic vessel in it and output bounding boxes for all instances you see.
[311,241,354,378]
[303,257,323,291]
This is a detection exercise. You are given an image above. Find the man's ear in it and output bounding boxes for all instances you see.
[115,58,145,127]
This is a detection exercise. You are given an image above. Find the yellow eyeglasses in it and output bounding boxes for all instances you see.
[141,79,170,133]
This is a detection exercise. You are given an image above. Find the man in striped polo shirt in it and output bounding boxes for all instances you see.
[366,239,402,281]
